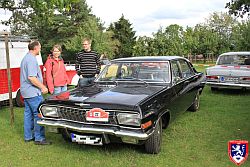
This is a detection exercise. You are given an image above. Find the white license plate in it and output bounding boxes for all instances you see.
[71,133,103,145]
[225,77,239,82]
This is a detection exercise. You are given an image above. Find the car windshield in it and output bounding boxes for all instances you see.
[217,54,250,65]
[96,61,170,83]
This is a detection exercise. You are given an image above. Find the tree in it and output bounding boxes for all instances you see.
[231,19,250,51]
[108,14,136,58]
[193,24,218,62]
[151,24,184,56]
[226,0,250,17]
[204,12,238,54]
[163,24,184,55]
[182,26,198,56]
[1,0,118,60]
[133,36,153,56]
[152,26,170,56]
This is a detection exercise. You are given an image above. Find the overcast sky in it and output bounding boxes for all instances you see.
[1,0,230,36]
[85,0,230,36]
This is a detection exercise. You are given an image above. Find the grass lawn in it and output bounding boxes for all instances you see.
[0,68,249,166]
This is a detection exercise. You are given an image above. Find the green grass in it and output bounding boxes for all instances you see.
[0,88,250,167]
[194,65,208,73]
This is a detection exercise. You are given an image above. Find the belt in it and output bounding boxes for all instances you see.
[81,75,95,78]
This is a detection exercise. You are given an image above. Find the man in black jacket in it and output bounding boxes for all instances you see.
[75,38,101,87]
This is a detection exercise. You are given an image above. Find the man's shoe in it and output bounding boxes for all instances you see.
[25,138,34,142]
[34,140,52,145]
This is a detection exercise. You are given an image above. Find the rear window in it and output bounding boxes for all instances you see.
[217,54,250,65]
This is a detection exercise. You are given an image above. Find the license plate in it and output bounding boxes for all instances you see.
[71,133,103,145]
[220,76,238,82]
[225,77,239,82]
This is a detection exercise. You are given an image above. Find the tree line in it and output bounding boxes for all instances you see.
[0,0,249,61]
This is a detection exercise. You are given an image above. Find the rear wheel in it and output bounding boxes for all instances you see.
[145,118,162,154]
[15,89,24,107]
[188,92,200,112]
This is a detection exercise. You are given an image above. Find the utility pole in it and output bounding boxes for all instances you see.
[0,31,14,125]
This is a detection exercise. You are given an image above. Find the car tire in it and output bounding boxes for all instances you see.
[145,118,162,154]
[61,129,72,142]
[188,92,200,112]
[211,87,218,91]
[15,89,24,107]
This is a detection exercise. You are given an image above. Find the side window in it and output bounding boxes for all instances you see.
[179,59,194,79]
[171,60,182,83]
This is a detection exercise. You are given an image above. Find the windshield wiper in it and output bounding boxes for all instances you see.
[116,77,148,87]
[98,79,118,86]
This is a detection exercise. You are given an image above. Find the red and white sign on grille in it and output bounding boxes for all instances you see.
[86,108,109,122]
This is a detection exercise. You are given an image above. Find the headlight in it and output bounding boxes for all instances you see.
[117,113,141,126]
[41,106,59,118]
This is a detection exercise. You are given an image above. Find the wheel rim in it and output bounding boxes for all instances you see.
[195,93,200,109]
[157,119,162,145]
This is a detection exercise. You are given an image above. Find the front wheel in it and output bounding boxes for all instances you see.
[144,118,162,154]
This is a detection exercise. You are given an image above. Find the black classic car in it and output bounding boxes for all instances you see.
[38,56,205,154]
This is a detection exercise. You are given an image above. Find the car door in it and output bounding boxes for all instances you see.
[178,59,197,109]
[169,59,198,119]
[168,60,185,120]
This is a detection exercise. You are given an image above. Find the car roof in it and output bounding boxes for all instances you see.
[220,52,250,56]
[112,56,186,62]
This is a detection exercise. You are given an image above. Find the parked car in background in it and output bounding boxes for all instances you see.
[206,52,250,91]
[37,56,205,154]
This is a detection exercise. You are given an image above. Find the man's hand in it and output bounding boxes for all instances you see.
[41,86,48,94]
[28,76,48,94]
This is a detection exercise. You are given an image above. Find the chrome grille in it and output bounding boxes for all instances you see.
[58,106,87,122]
[57,106,117,124]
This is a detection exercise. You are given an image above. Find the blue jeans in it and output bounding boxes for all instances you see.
[54,85,67,95]
[24,95,45,142]
[78,77,95,87]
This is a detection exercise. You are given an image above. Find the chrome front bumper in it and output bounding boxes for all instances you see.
[37,119,153,140]
[206,82,250,88]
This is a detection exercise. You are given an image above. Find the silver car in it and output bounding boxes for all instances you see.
[206,52,250,91]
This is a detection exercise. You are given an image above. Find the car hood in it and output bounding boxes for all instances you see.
[206,65,250,76]
[47,84,167,107]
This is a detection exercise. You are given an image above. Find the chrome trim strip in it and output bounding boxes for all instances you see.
[75,103,90,107]
[37,120,153,140]
[206,82,250,88]
[42,117,141,130]
[40,104,138,113]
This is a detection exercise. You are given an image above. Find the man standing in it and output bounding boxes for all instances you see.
[20,40,51,145]
[75,38,101,87]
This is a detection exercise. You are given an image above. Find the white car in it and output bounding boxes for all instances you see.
[206,52,250,91]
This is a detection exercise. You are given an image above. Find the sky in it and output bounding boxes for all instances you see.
[0,0,230,36]
[85,0,230,36]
